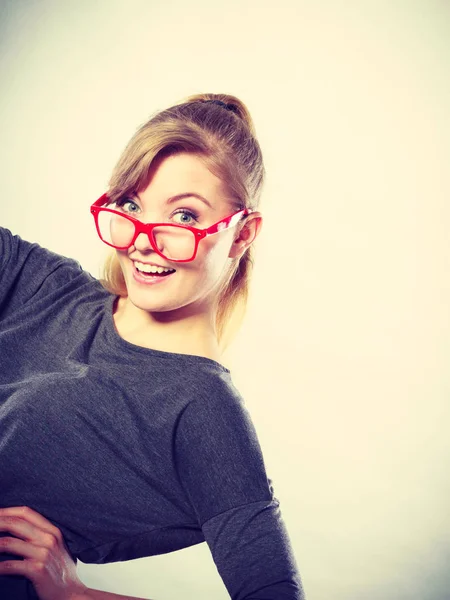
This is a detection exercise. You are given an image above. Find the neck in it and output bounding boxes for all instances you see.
[113,296,222,361]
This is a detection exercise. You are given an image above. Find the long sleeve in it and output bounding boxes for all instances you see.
[0,226,91,319]
[174,378,306,599]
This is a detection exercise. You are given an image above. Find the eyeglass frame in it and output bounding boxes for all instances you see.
[90,192,252,263]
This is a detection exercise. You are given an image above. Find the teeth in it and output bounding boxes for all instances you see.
[134,261,175,274]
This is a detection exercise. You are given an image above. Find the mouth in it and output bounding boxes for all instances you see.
[132,260,177,283]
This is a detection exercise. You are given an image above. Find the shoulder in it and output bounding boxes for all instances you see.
[175,371,260,455]
[180,368,246,415]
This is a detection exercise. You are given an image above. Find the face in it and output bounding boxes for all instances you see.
[114,152,262,321]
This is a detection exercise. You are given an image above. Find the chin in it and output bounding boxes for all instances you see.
[127,288,176,310]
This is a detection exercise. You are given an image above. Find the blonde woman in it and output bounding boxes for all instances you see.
[0,94,305,599]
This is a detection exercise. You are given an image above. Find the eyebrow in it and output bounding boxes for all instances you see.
[136,192,212,209]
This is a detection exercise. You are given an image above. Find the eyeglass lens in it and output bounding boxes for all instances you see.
[97,210,196,260]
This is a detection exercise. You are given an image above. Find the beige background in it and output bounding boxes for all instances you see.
[1,0,449,598]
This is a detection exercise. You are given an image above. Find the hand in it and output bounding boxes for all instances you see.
[0,505,88,600]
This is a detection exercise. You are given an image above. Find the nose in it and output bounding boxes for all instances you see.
[131,229,169,259]
[132,231,155,253]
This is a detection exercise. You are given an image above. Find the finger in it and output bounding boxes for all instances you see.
[0,536,44,560]
[0,507,61,540]
[0,559,44,579]
[0,560,27,576]
[0,517,56,550]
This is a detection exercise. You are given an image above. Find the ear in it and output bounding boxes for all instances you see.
[228,213,263,260]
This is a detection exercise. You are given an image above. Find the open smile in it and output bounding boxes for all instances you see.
[132,261,176,285]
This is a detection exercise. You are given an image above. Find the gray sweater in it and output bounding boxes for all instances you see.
[0,227,305,599]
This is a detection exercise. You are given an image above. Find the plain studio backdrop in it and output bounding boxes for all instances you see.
[1,1,449,599]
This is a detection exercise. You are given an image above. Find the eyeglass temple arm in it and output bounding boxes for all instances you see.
[92,193,109,208]
[205,208,251,235]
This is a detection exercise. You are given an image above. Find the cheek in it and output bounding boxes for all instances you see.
[203,230,235,259]
[116,253,135,286]
[117,254,129,275]
[199,237,234,279]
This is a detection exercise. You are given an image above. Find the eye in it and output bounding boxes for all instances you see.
[116,197,140,214]
[115,197,199,224]
[172,208,199,225]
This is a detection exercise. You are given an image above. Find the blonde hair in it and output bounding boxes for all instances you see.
[98,93,266,353]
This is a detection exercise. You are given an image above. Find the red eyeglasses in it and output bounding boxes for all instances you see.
[90,192,251,263]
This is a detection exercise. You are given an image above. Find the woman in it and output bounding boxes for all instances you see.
[0,94,306,599]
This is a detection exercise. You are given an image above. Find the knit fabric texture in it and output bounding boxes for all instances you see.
[0,227,305,599]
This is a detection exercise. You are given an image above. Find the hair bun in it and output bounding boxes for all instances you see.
[181,93,257,137]
[203,99,239,114]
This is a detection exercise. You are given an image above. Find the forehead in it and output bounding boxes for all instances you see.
[139,152,229,203]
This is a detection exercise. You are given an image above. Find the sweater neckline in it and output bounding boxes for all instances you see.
[103,293,230,373]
